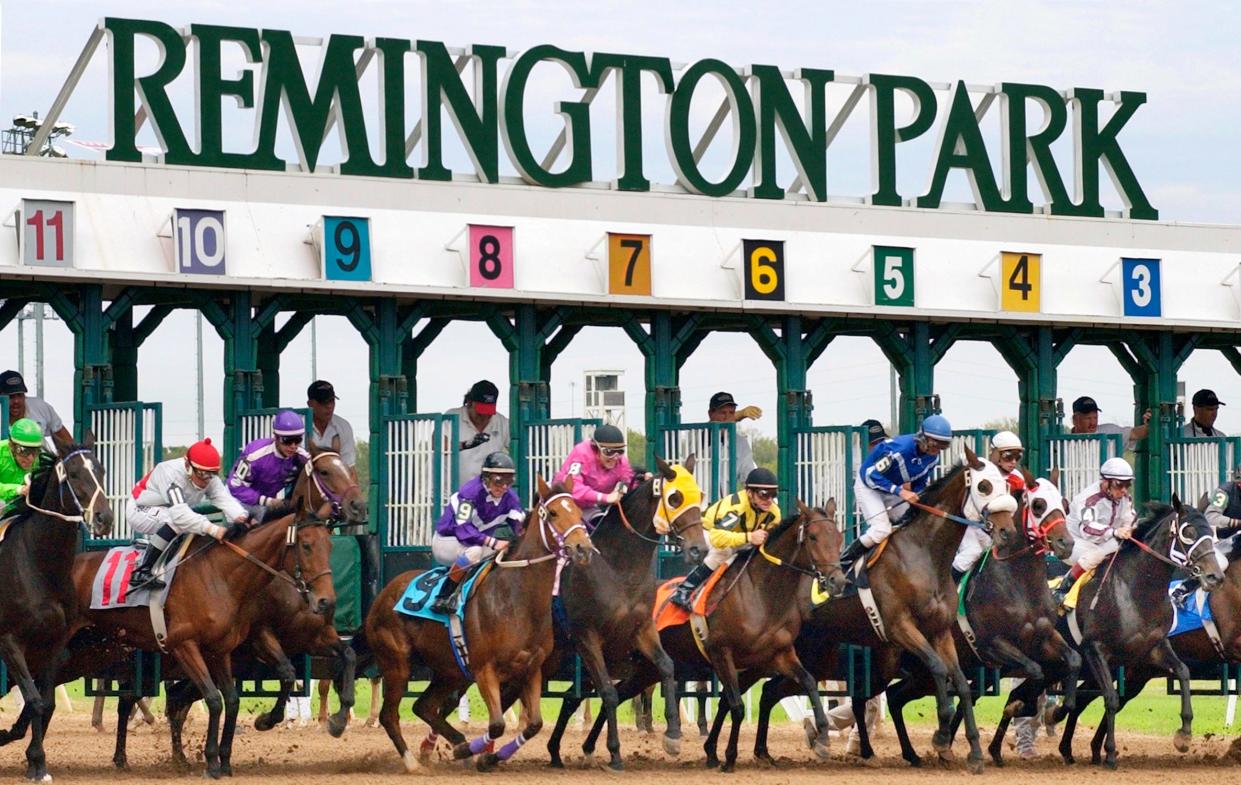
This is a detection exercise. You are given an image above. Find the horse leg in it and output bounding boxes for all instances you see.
[1080,642,1119,769]
[112,692,139,769]
[713,656,749,773]
[632,619,682,755]
[366,677,381,727]
[173,642,225,778]
[1088,672,1149,764]
[0,639,48,781]
[470,665,508,772]
[770,650,830,760]
[326,640,356,737]
[573,632,623,770]
[886,673,929,767]
[582,666,655,758]
[0,702,34,747]
[375,649,418,771]
[755,676,793,764]
[989,678,1042,765]
[1149,639,1194,753]
[24,666,58,783]
[547,693,583,768]
[936,634,984,774]
[165,680,198,771]
[252,630,297,732]
[214,657,241,777]
[1057,675,1096,765]
[317,679,332,726]
[696,682,710,736]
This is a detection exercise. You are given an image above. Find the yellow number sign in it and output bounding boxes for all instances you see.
[1000,252,1041,312]
[607,233,652,295]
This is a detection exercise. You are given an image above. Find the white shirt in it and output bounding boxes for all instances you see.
[1067,480,1136,543]
[445,405,510,483]
[20,396,65,437]
[729,428,757,490]
[1184,420,1227,438]
[133,458,247,524]
[1089,422,1136,451]
[310,414,357,468]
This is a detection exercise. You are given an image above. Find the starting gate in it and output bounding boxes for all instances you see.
[661,421,737,504]
[1165,435,1239,506]
[84,401,161,547]
[522,418,599,504]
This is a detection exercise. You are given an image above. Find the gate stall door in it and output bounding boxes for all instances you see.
[1165,435,1240,507]
[1043,433,1124,503]
[85,402,162,547]
[661,422,737,505]
[794,426,865,542]
[523,418,600,504]
[378,413,458,583]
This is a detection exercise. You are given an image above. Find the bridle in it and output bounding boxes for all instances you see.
[299,451,361,521]
[24,449,108,526]
[614,473,706,548]
[758,510,838,596]
[497,492,591,568]
[1129,508,1215,576]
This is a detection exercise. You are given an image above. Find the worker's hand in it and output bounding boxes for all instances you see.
[461,432,491,450]
[734,405,763,422]
[234,512,251,524]
[748,529,769,546]
[899,488,920,504]
[494,539,510,552]
[1141,409,1152,424]
[226,521,252,540]
[17,482,29,498]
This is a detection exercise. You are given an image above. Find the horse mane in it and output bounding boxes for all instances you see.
[9,452,64,519]
[767,507,826,544]
[1134,501,1174,539]
[917,464,966,508]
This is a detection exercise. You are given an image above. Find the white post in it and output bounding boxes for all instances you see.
[34,303,45,398]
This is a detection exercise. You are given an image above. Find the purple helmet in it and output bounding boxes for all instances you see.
[272,410,305,438]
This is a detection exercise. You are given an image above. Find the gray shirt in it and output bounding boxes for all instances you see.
[20,396,65,437]
[1184,420,1227,438]
[445,406,510,483]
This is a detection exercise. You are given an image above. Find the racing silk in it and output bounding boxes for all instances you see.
[132,458,247,523]
[434,477,526,548]
[859,434,940,496]
[703,492,781,551]
[0,443,29,511]
[1206,482,1241,537]
[227,438,310,506]
[1067,480,1136,542]
[553,440,634,509]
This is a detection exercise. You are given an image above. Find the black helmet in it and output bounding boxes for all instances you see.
[745,467,779,489]
[481,452,516,474]
[592,424,625,448]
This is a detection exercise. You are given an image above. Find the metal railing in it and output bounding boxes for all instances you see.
[793,426,865,540]
[523,418,599,504]
[1044,433,1124,503]
[380,413,458,550]
[1165,435,1240,506]
[85,401,162,545]
[661,422,738,505]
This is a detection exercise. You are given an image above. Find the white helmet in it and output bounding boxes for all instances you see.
[1100,457,1134,481]
[990,431,1023,452]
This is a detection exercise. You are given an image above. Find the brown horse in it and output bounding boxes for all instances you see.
[583,500,847,772]
[0,441,113,781]
[364,476,592,772]
[66,449,357,778]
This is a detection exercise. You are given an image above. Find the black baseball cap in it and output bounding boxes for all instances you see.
[1072,396,1101,414]
[709,391,737,411]
[307,380,338,403]
[466,380,499,415]
[1193,389,1225,407]
[0,370,28,395]
[861,418,888,444]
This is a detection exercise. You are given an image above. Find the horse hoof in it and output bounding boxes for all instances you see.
[477,753,500,772]
[220,764,233,777]
[755,753,777,768]
[720,760,736,773]
[662,734,681,757]
[608,760,624,772]
[936,747,957,764]
[966,756,984,775]
[548,759,564,770]
[905,753,923,768]
[254,715,276,732]
[697,723,709,738]
[579,752,595,769]
[452,742,473,760]
[704,756,719,769]
[1104,759,1118,771]
[204,768,222,780]
[813,741,830,761]
[327,713,348,738]
[802,718,817,748]
[402,750,419,773]
[1174,731,1191,753]
[24,772,51,783]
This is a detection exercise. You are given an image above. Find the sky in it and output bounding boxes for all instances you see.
[2,1,1240,446]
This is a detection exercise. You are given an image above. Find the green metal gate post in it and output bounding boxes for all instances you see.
[1121,333,1197,500]
[197,292,264,461]
[870,321,946,433]
[488,305,560,497]
[47,284,113,440]
[623,312,702,469]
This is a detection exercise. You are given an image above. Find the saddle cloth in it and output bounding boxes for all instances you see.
[394,563,494,680]
[89,539,185,611]
[652,565,728,632]
[1168,580,1213,638]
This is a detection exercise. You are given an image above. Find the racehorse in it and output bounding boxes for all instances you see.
[886,473,1082,766]
[1055,498,1224,769]
[66,448,358,778]
[0,440,112,782]
[583,501,847,772]
[536,456,708,770]
[745,451,1018,773]
[363,477,592,772]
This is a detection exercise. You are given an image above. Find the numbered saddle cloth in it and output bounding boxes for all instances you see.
[1168,580,1213,638]
[394,563,492,623]
[652,565,729,632]
[90,540,184,610]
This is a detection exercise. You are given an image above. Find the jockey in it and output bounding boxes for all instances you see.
[1052,457,1137,605]
[552,424,633,522]
[838,414,953,574]
[669,467,782,611]
[127,438,251,590]
[226,410,310,520]
[0,418,45,513]
[429,452,526,615]
[952,430,1026,580]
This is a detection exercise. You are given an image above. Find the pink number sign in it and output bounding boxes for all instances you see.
[468,225,515,289]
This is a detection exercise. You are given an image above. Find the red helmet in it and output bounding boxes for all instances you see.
[186,438,222,471]
[1005,472,1026,494]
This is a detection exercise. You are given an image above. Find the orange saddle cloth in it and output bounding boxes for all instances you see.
[652,566,728,631]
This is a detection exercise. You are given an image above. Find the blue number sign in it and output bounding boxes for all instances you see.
[322,216,372,281]
[174,209,227,275]
[1121,258,1161,317]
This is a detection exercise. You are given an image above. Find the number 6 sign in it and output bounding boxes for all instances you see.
[1121,258,1161,317]
[742,239,785,301]
[468,225,514,289]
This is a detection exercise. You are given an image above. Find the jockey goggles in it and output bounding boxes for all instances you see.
[998,449,1023,461]
[9,442,39,458]
[594,442,625,457]
[750,488,778,501]
[190,467,216,480]
[278,435,304,446]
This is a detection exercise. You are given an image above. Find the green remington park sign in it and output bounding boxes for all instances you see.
[102,18,1158,219]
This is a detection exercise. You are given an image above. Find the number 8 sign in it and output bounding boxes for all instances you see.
[322,216,372,281]
[468,225,514,289]
[1121,258,1161,317]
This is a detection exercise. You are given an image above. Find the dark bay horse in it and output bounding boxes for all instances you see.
[745,451,1018,773]
[66,456,352,778]
[583,501,846,772]
[537,456,708,770]
[1056,498,1224,768]
[886,473,1082,766]
[364,477,592,772]
[0,441,113,781]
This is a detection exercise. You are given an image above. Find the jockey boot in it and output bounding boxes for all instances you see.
[430,563,468,616]
[1170,577,1200,607]
[1051,570,1078,608]
[837,538,868,577]
[951,566,967,584]
[129,543,167,590]
[670,563,713,611]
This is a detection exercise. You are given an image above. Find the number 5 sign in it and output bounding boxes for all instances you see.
[468,225,515,289]
[20,199,74,268]
[873,246,914,307]
[1121,258,1161,317]
[173,208,227,275]
[322,216,372,281]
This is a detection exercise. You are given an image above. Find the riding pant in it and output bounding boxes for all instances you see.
[703,542,753,571]
[1067,535,1120,571]
[430,533,496,568]
[952,526,993,574]
[853,477,909,548]
[125,497,227,541]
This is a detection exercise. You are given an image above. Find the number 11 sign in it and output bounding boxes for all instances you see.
[20,199,75,268]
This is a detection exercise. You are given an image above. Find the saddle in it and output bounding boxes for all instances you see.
[90,536,192,653]
[653,566,729,632]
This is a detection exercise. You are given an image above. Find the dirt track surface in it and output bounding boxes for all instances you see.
[3,711,1239,782]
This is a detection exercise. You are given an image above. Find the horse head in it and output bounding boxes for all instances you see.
[653,454,708,564]
[288,518,336,617]
[1022,469,1074,561]
[535,475,593,566]
[29,437,113,537]
[961,447,1018,550]
[1168,495,1224,591]
[302,444,368,525]
[796,498,847,597]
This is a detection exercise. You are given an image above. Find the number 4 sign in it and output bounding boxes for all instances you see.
[20,199,74,268]
[873,246,914,307]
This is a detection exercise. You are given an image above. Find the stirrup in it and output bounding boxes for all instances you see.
[130,569,165,590]
[670,589,694,611]
[431,595,458,615]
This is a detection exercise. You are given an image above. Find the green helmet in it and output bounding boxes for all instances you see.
[8,418,43,449]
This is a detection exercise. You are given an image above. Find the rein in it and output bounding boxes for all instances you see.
[757,514,835,592]
[24,450,107,525]
[614,487,705,547]
[496,492,585,568]
[910,499,992,532]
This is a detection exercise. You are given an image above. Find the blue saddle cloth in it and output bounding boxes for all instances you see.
[394,565,487,623]
[1168,579,1214,638]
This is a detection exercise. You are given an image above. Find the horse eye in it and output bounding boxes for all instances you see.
[977,479,993,495]
[668,490,683,508]
[1032,500,1046,516]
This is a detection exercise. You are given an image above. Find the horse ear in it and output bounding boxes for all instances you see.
[537,474,551,501]
[1049,467,1061,489]
[308,439,323,457]
[797,498,810,517]
[82,428,96,452]
[53,432,75,457]
[1172,493,1184,514]
[331,434,341,453]
[824,496,837,520]
[684,453,696,473]
[965,445,983,470]
[655,456,676,481]
[1021,468,1036,486]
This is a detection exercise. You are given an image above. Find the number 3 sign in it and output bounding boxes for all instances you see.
[1121,258,1161,317]
[468,225,515,289]
[322,216,372,281]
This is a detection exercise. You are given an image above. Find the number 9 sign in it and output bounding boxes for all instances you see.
[468,225,514,289]
[742,239,785,301]
[322,216,372,281]
[1121,258,1161,317]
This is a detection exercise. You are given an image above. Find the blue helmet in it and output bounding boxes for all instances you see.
[272,410,305,438]
[918,414,952,443]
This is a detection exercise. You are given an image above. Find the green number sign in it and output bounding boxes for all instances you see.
[873,246,914,307]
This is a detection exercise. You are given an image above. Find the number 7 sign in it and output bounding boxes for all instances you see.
[20,199,75,268]
[607,233,652,295]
